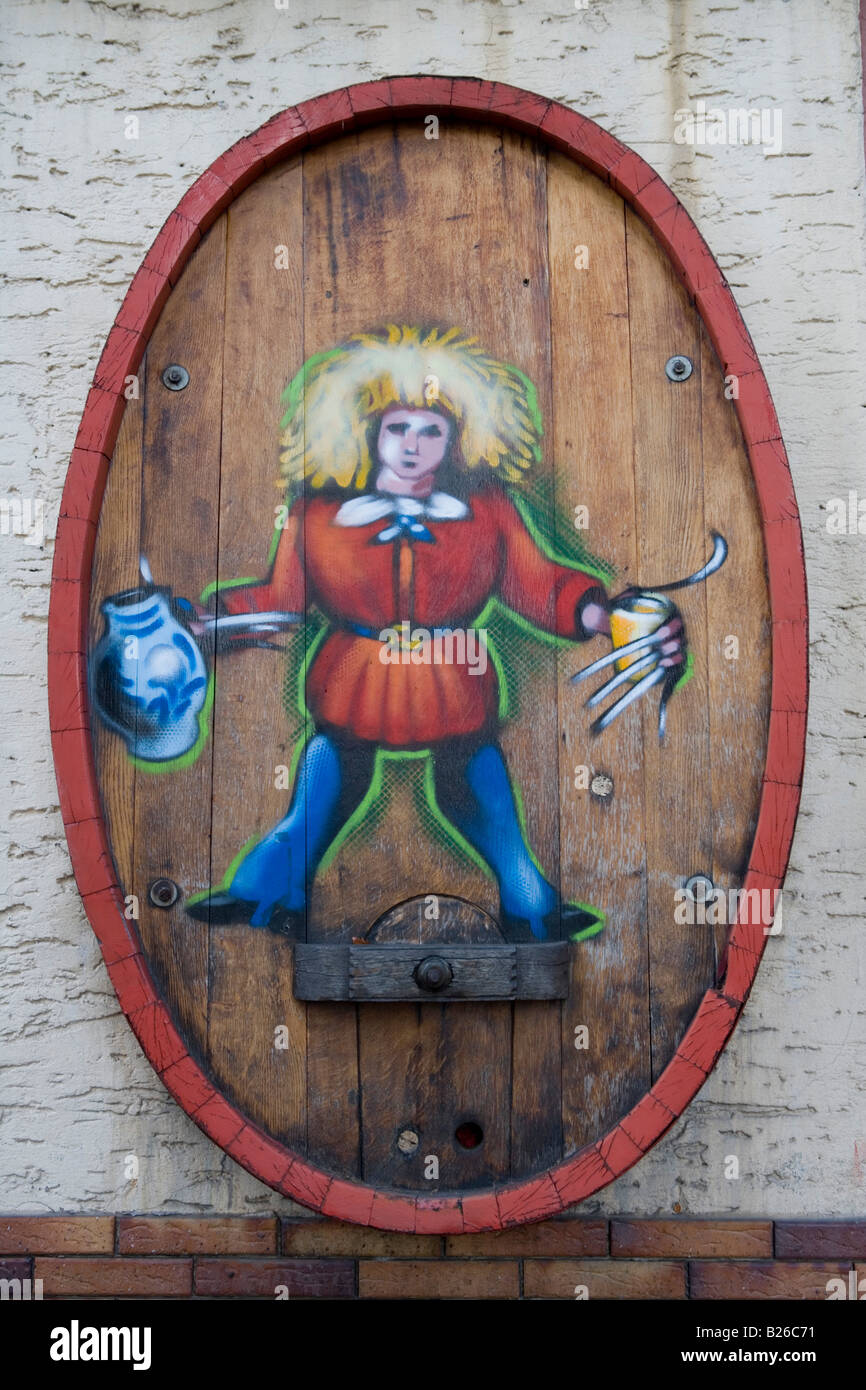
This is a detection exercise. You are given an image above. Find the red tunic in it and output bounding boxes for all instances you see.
[220,489,601,747]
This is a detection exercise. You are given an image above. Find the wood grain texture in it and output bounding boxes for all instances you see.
[132,219,227,1056]
[547,155,651,1152]
[626,207,714,1078]
[89,397,143,894]
[699,324,771,968]
[206,161,307,1148]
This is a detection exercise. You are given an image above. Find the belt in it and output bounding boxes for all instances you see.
[344,622,461,651]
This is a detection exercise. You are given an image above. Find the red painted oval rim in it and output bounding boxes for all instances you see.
[49,76,808,1234]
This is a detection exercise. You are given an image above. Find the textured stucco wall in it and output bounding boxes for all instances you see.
[1,0,863,1217]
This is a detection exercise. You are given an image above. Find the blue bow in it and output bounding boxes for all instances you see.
[373,514,435,544]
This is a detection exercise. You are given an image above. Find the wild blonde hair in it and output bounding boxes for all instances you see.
[278,324,543,491]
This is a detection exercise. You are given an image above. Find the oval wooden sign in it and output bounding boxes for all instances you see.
[50,78,807,1232]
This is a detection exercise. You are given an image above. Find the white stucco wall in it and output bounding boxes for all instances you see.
[1,0,863,1217]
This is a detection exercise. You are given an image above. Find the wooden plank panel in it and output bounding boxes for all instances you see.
[300,121,559,1185]
[547,157,651,1153]
[205,161,307,1147]
[700,325,771,965]
[89,396,144,894]
[131,220,227,1056]
[625,208,715,1075]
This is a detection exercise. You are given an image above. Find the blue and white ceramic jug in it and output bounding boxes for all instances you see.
[91,586,209,762]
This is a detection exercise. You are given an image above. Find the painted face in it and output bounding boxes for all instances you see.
[376,406,452,482]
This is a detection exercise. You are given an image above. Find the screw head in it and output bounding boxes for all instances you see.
[684,873,715,904]
[149,877,179,909]
[413,955,453,993]
[161,363,189,391]
[665,354,693,383]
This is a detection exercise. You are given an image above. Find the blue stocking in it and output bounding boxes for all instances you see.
[434,742,558,940]
[228,734,347,927]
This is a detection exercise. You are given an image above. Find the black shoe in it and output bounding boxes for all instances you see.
[184,891,303,938]
[499,903,605,943]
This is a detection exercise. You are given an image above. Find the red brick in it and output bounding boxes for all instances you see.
[697,284,760,376]
[415,1198,463,1235]
[195,1258,353,1299]
[750,436,800,525]
[750,780,801,880]
[73,384,126,457]
[525,1258,686,1300]
[58,446,110,525]
[64,817,116,895]
[775,1223,866,1260]
[650,1052,707,1116]
[0,1216,114,1255]
[359,1259,518,1300]
[690,1260,850,1301]
[770,619,808,717]
[118,1217,277,1256]
[497,1173,561,1227]
[319,1178,374,1227]
[459,1191,502,1233]
[126,1002,187,1073]
[81,886,139,967]
[612,1219,772,1259]
[143,209,201,285]
[368,1192,416,1233]
[48,578,86,655]
[226,1126,293,1189]
[446,1219,608,1258]
[551,1145,612,1206]
[765,710,807,791]
[281,1218,439,1258]
[764,519,808,625]
[620,1091,676,1152]
[53,727,100,826]
[114,266,171,338]
[36,1256,191,1298]
[278,1158,330,1212]
[676,990,739,1074]
[47,650,89,733]
[92,323,143,395]
[107,952,158,1016]
[194,1093,245,1149]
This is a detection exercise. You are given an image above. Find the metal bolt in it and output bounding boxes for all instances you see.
[161,363,190,391]
[665,354,693,383]
[397,1128,420,1155]
[684,873,715,905]
[413,955,453,993]
[149,877,179,909]
[590,773,614,800]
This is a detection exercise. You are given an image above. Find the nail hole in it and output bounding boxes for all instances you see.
[522,277,530,286]
[590,773,614,800]
[397,1128,420,1155]
[455,1121,483,1150]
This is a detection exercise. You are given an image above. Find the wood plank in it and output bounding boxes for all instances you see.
[205,161,307,1147]
[301,121,563,1185]
[130,219,227,1057]
[89,394,144,897]
[625,208,715,1075]
[547,156,651,1152]
[700,324,771,966]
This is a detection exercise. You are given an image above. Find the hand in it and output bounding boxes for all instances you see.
[656,614,686,669]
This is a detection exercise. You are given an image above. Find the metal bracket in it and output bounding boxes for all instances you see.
[292,942,570,1002]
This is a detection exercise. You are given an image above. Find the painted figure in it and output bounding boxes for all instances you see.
[93,325,689,942]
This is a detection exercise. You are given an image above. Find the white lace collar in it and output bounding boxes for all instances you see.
[334,491,469,527]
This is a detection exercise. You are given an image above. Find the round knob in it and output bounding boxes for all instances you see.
[414,955,453,993]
